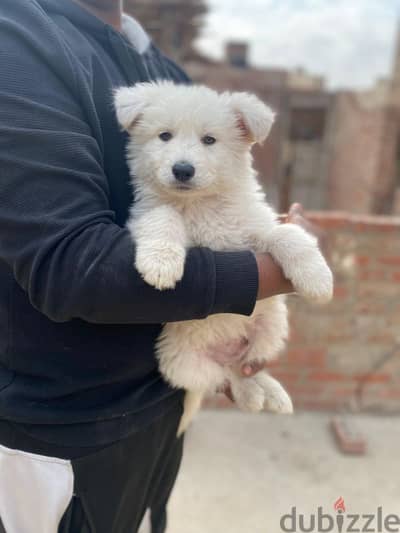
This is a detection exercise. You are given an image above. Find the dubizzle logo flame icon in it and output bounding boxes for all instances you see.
[334,497,346,513]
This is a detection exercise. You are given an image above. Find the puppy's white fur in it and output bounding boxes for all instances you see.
[115,81,333,435]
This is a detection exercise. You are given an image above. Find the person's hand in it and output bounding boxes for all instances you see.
[255,252,293,300]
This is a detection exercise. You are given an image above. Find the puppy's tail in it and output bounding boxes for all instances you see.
[177,391,204,437]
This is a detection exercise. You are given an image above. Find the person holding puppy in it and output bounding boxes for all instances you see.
[0,0,321,531]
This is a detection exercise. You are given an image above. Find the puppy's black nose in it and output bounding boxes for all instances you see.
[172,161,195,182]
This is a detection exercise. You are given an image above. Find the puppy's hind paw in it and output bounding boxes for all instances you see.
[254,373,294,414]
[264,385,293,414]
[230,377,265,413]
[136,244,186,291]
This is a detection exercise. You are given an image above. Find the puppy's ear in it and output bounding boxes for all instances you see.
[229,92,275,145]
[114,84,151,131]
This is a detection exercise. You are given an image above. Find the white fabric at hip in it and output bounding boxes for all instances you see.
[0,444,73,533]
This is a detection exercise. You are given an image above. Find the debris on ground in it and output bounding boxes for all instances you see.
[330,416,367,455]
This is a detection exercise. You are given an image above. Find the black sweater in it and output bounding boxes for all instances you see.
[0,0,259,448]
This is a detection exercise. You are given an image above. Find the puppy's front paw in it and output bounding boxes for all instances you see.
[135,244,185,290]
[294,254,333,304]
[268,224,333,304]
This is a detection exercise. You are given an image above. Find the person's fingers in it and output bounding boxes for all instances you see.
[288,202,304,218]
[287,203,317,235]
[287,203,329,254]
[242,360,265,377]
[279,204,304,224]
[290,214,306,226]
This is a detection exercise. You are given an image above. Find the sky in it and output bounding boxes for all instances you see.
[195,0,400,90]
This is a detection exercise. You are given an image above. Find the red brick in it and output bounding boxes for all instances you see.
[331,417,367,455]
[269,371,300,384]
[307,213,400,231]
[379,389,400,399]
[297,398,347,410]
[367,333,396,343]
[265,358,284,368]
[359,270,387,281]
[308,371,346,382]
[353,373,391,384]
[357,282,397,300]
[333,286,349,299]
[286,348,325,367]
[354,255,371,266]
[203,395,235,409]
[288,327,307,343]
[356,303,386,314]
[285,383,325,394]
[308,213,349,229]
[378,256,400,266]
[330,386,357,396]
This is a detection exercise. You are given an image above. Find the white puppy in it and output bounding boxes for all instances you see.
[114,81,333,435]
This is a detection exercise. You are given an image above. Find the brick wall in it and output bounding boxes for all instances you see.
[206,212,400,413]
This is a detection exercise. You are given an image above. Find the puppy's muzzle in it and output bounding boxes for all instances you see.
[172,161,195,183]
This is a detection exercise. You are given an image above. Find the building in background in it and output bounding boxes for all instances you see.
[128,2,400,215]
[126,0,207,63]
[324,30,400,216]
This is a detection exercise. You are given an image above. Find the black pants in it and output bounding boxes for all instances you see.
[61,408,183,533]
[0,406,184,533]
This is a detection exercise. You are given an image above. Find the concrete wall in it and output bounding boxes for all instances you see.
[206,212,400,413]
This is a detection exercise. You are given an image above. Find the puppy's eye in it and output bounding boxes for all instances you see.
[202,135,216,146]
[159,131,173,142]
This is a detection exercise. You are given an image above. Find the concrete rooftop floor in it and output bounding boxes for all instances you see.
[148,410,400,533]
